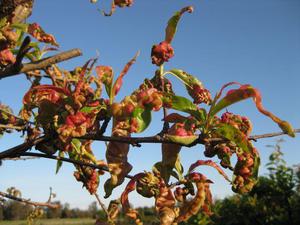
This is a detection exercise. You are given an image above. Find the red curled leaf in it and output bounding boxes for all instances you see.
[27,23,59,46]
[23,84,70,106]
[120,173,144,224]
[112,51,139,97]
[189,160,231,182]
[210,84,295,137]
[163,113,188,123]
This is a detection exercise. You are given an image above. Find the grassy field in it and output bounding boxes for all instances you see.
[0,218,95,225]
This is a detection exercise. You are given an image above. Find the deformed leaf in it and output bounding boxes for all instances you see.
[132,107,152,133]
[165,6,194,43]
[165,134,198,146]
[95,66,114,98]
[165,94,204,120]
[112,51,139,98]
[210,84,295,137]
[188,160,230,182]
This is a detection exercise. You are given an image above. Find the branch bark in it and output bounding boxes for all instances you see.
[0,190,60,209]
[0,136,46,160]
[0,48,82,79]
[1,129,299,160]
[19,152,134,179]
[80,128,300,147]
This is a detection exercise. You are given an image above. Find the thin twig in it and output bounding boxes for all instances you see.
[0,48,82,79]
[249,129,300,140]
[94,193,109,216]
[18,152,134,179]
[1,156,37,161]
[0,191,60,209]
[0,108,34,125]
[0,124,26,130]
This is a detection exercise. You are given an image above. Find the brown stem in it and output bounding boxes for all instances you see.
[0,190,60,209]
[0,124,26,130]
[81,129,299,146]
[18,152,134,180]
[1,129,299,160]
[249,128,300,140]
[94,193,109,216]
[0,48,82,79]
[0,136,46,160]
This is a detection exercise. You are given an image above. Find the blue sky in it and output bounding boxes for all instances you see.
[0,0,300,209]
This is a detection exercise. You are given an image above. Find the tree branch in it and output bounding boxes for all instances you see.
[18,152,134,179]
[1,129,299,161]
[0,136,46,160]
[0,48,82,79]
[249,128,300,141]
[0,190,60,209]
[80,128,300,147]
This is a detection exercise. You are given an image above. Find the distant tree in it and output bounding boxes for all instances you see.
[3,201,33,220]
[45,201,62,218]
[88,201,98,218]
[61,203,72,218]
[0,206,3,220]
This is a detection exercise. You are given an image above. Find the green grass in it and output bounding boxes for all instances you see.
[0,218,95,225]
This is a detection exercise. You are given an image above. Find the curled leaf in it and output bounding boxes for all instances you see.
[168,69,211,105]
[120,173,144,225]
[163,113,188,123]
[131,107,151,133]
[165,6,194,43]
[176,173,212,223]
[95,65,113,98]
[188,160,230,182]
[27,23,59,46]
[112,51,139,97]
[165,134,198,146]
[105,122,132,198]
[210,84,295,137]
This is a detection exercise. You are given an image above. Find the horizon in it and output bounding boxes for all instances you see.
[0,0,300,209]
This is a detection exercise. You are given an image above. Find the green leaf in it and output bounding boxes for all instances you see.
[152,162,182,182]
[55,151,64,174]
[165,94,205,121]
[167,95,197,112]
[215,123,251,153]
[11,23,29,32]
[165,134,198,145]
[166,69,212,105]
[168,69,203,89]
[80,105,101,113]
[132,107,152,133]
[210,84,295,137]
[174,157,184,180]
[0,17,7,29]
[71,138,81,154]
[165,6,193,43]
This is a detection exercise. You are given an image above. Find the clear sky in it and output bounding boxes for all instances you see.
[0,0,300,209]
